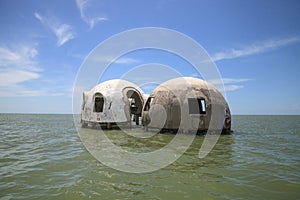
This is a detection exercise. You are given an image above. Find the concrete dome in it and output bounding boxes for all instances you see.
[142,77,231,134]
[81,79,145,128]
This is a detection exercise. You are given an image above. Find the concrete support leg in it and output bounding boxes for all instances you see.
[135,115,139,125]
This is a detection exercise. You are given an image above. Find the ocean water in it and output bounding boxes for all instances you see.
[0,114,299,200]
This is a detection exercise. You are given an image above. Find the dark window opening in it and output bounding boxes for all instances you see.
[82,93,86,110]
[188,98,206,114]
[144,97,154,111]
[94,94,104,112]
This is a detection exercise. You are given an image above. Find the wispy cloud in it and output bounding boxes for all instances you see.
[34,12,75,46]
[0,70,39,87]
[212,37,300,62]
[89,55,140,64]
[209,78,252,85]
[289,104,300,111]
[114,58,139,64]
[208,78,252,92]
[223,84,244,92]
[75,0,108,29]
[0,84,66,97]
[0,45,44,96]
[0,45,39,71]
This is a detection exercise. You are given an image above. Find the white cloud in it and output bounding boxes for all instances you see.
[209,78,252,85]
[0,45,40,71]
[54,24,75,46]
[0,45,43,96]
[0,45,72,97]
[289,104,300,111]
[223,85,244,92]
[0,70,40,86]
[34,12,42,21]
[114,58,139,64]
[0,84,39,97]
[0,84,65,97]
[208,78,252,92]
[34,12,75,46]
[89,55,140,64]
[212,37,299,62]
[75,0,108,29]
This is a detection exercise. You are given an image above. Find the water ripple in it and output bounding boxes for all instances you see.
[0,114,299,199]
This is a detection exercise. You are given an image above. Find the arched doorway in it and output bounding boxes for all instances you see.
[123,87,144,125]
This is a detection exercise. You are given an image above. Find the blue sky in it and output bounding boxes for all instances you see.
[0,0,299,114]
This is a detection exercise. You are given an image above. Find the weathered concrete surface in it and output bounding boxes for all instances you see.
[81,79,144,128]
[142,77,231,134]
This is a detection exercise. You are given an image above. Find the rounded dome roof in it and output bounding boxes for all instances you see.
[153,77,219,92]
[89,79,143,96]
[150,77,227,105]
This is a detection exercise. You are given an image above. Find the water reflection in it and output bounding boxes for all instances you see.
[79,126,234,173]
[168,135,234,172]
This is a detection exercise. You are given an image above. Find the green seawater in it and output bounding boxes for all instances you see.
[0,114,299,199]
